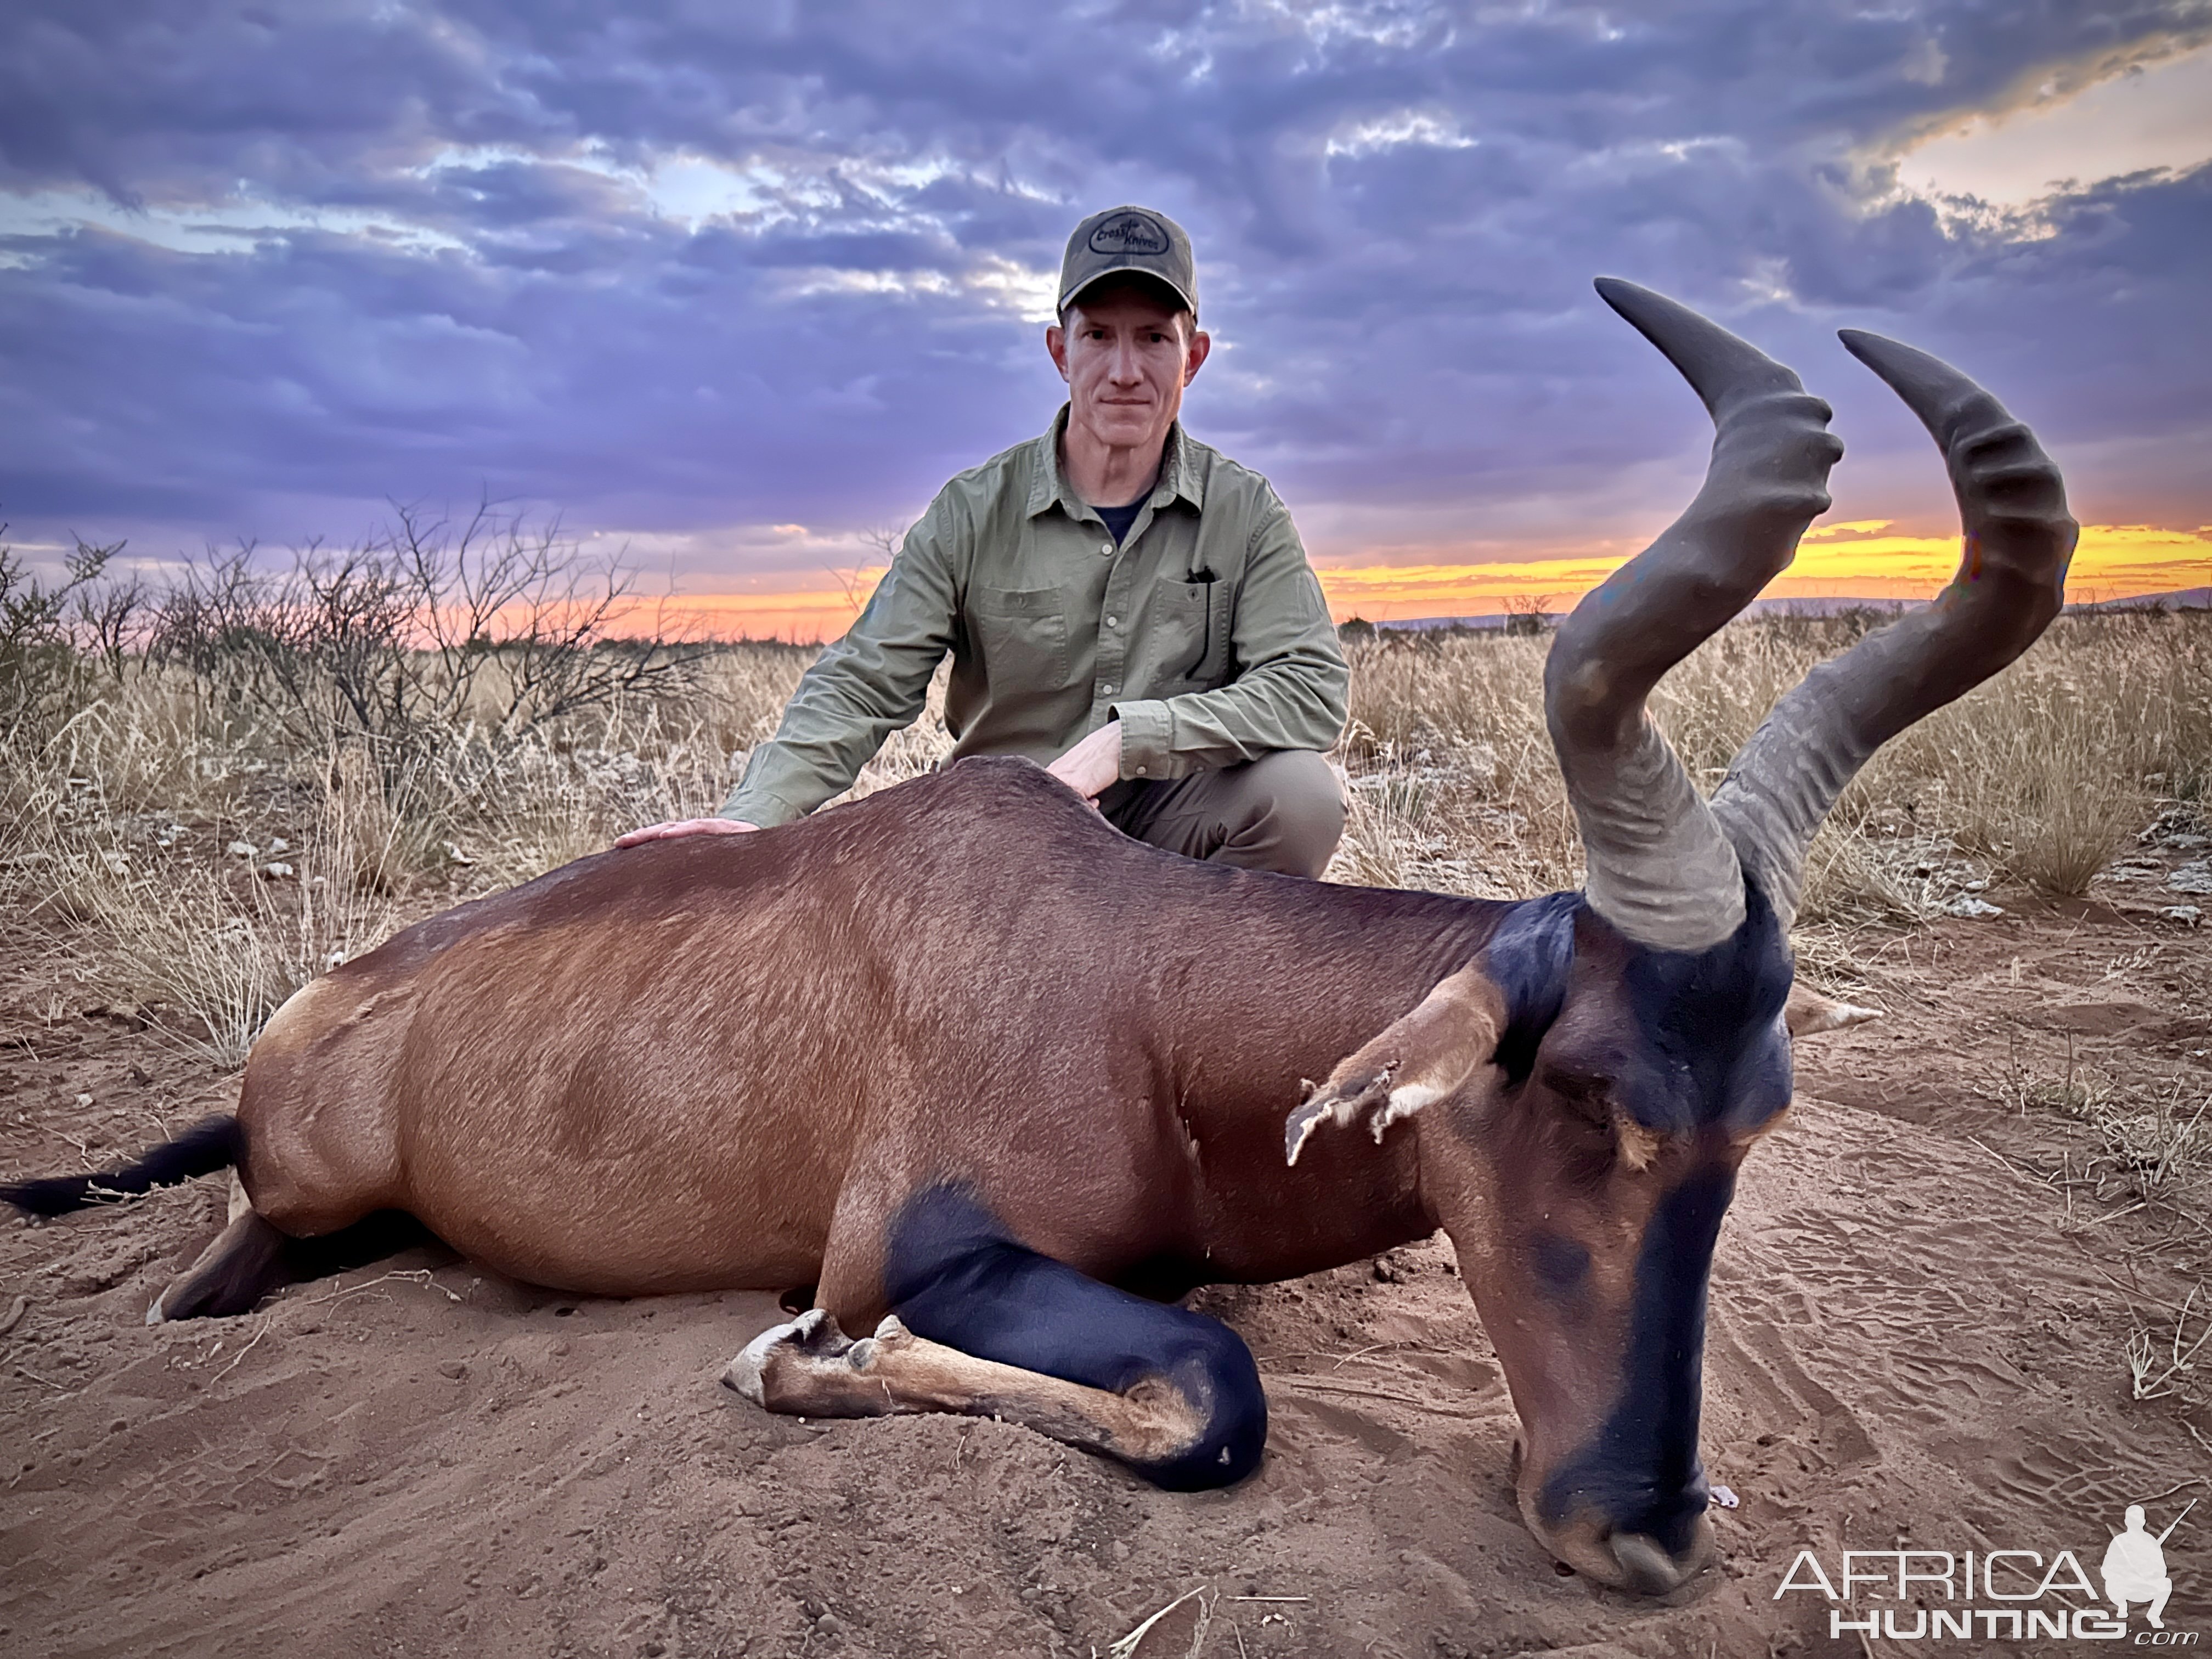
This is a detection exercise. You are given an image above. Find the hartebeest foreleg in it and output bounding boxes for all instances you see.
[729,1186,1266,1489]
[726,1309,1241,1474]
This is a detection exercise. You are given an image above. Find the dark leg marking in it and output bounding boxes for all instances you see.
[150,1209,435,1323]
[882,1186,1266,1490]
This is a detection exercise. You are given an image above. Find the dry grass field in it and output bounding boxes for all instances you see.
[2,567,2209,1655]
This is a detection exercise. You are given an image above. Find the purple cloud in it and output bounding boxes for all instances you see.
[1,1,2205,582]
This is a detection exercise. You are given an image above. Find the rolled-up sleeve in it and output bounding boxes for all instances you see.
[721,501,962,826]
[1111,493,1348,779]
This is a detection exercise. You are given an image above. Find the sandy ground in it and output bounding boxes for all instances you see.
[4,858,2210,1657]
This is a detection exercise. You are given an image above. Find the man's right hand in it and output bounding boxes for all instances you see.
[615,817,760,848]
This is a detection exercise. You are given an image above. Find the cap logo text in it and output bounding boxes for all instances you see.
[1088,212,1170,256]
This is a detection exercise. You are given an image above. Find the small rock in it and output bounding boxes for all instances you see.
[1711,1483,1740,1509]
[227,840,257,858]
[1945,895,2004,918]
[815,1613,843,1635]
[2162,905,2203,927]
[437,1361,467,1381]
[2169,861,2212,895]
[258,861,295,880]
[74,1093,92,1108]
[267,837,290,854]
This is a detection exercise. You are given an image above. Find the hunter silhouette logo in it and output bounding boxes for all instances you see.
[2105,1500,2190,1630]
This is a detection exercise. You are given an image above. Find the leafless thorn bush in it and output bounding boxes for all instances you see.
[1,526,140,733]
[144,500,718,780]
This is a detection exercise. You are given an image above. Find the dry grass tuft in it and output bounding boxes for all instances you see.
[1332,611,2209,916]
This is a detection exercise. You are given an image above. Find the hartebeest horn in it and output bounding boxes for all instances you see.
[1709,333,2077,928]
[1545,280,1844,950]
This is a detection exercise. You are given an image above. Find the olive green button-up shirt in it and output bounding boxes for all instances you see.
[723,407,1349,828]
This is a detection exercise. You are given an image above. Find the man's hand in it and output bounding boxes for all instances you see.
[615,817,760,848]
[1045,720,1123,802]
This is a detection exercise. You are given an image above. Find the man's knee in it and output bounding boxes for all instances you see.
[1239,749,1345,877]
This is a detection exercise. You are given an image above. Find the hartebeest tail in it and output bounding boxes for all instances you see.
[6,279,2076,1606]
[2,1115,242,1217]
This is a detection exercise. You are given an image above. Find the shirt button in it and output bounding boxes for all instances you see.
[1105,615,1119,628]
[1098,541,1114,557]
[1102,684,1116,696]
[1135,765,1147,776]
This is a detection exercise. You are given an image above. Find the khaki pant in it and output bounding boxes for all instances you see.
[1099,749,1345,878]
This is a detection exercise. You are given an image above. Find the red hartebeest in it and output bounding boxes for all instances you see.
[5,281,2074,1595]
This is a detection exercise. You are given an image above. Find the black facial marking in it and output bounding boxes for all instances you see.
[1482,891,1578,1084]
[884,1185,1266,1491]
[1537,1161,1734,1550]
[1530,1231,1592,1301]
[1611,880,1795,1135]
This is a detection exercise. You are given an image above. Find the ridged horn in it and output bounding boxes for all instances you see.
[1544,279,1844,951]
[1709,333,2076,929]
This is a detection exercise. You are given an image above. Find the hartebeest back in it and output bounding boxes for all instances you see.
[6,280,2074,1596]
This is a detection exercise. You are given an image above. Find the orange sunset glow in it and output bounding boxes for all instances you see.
[631,521,2212,641]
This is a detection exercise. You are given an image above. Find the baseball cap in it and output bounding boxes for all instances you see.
[1057,205,1198,320]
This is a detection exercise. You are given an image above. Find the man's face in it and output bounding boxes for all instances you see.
[1046,282,1211,456]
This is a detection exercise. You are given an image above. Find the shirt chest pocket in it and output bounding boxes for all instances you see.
[969,585,1071,689]
[1147,576,1231,690]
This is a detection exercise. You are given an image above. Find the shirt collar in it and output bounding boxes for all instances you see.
[1028,404,1206,520]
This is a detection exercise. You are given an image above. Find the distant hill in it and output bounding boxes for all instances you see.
[1360,585,2209,634]
[2072,585,2210,613]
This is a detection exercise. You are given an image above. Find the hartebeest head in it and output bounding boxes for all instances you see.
[1290,279,2075,1593]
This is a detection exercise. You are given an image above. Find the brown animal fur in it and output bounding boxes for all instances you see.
[238,759,1488,1319]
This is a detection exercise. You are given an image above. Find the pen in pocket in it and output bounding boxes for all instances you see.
[1184,566,1217,678]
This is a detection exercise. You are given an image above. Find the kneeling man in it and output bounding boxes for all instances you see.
[2102,1504,2175,1628]
[622,205,1349,876]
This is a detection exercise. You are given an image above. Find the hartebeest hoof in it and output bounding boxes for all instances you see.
[722,1306,854,1404]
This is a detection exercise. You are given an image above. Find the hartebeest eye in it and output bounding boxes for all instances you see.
[1530,1066,1634,1188]
[1537,1060,1610,1119]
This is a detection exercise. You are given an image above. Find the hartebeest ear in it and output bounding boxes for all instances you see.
[1284,967,1506,1165]
[1783,982,1882,1038]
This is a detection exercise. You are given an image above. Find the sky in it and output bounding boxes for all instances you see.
[2,2,2208,634]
